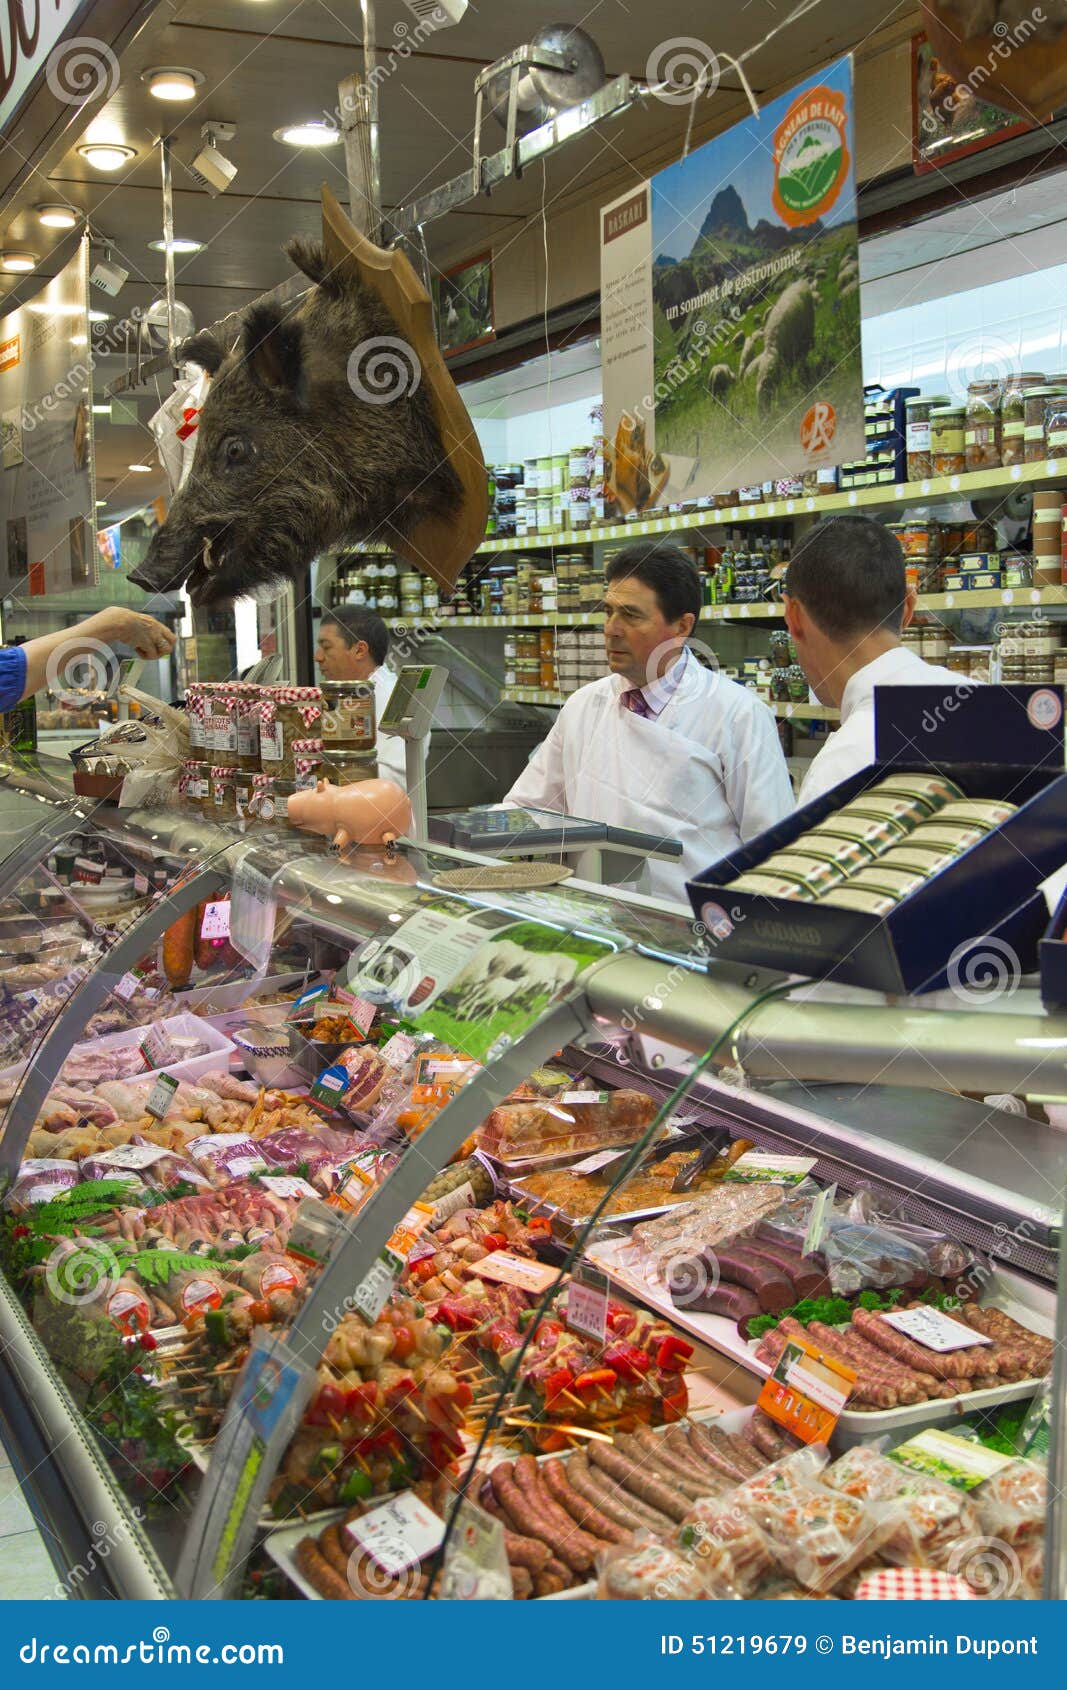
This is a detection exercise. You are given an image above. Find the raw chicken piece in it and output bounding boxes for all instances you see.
[198,1070,262,1104]
[94,1081,152,1121]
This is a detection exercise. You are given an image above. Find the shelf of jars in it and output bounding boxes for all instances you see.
[500,686,566,706]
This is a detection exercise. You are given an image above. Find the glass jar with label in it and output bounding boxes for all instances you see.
[904,394,947,481]
[1045,393,1067,459]
[929,405,966,476]
[319,681,375,756]
[208,766,236,817]
[180,758,208,811]
[291,739,323,789]
[185,682,206,756]
[259,686,323,774]
[964,381,1001,472]
[1000,373,1045,466]
[235,684,261,771]
[211,690,240,769]
[1025,386,1066,461]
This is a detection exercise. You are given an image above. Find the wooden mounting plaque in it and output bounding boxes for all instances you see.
[321,185,488,596]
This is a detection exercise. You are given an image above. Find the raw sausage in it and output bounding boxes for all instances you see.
[852,1307,995,1379]
[542,1459,629,1544]
[588,1440,689,1522]
[566,1451,673,1536]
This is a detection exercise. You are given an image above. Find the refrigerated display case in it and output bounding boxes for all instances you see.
[0,751,1062,1601]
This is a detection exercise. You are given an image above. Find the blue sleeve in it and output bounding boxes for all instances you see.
[0,646,27,712]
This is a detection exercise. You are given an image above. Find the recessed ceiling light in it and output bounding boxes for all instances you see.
[78,143,136,170]
[96,499,107,506]
[0,251,36,272]
[128,463,153,473]
[92,404,111,414]
[148,236,203,254]
[88,309,110,323]
[273,122,340,148]
[143,67,203,102]
[36,204,78,229]
[70,334,87,347]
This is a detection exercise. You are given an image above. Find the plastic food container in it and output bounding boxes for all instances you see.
[929,405,965,477]
[965,380,1001,472]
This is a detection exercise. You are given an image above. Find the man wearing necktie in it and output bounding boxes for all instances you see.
[504,541,793,904]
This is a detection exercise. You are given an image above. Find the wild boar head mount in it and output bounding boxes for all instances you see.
[130,189,487,606]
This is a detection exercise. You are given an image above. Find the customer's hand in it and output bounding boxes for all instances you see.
[79,609,176,660]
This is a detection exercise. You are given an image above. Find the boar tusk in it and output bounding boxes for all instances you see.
[202,536,218,573]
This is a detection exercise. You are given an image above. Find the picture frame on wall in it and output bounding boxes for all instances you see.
[912,33,1031,174]
[433,251,494,358]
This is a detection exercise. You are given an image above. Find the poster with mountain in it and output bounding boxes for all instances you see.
[600,56,863,509]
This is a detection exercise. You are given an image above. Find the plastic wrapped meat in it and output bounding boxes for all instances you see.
[257,1125,354,1174]
[824,1448,981,1570]
[631,1185,787,1259]
[8,1159,81,1209]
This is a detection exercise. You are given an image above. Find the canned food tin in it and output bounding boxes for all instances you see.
[791,832,878,875]
[812,814,909,853]
[909,821,987,853]
[878,844,960,876]
[850,864,929,900]
[761,852,847,894]
[937,798,1017,829]
[872,773,964,806]
[840,791,936,827]
[729,871,816,900]
[818,886,898,915]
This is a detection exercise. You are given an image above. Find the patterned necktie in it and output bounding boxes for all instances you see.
[622,687,652,719]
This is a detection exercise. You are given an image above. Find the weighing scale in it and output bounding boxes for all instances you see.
[377,663,448,839]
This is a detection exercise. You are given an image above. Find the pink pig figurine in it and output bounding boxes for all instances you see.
[286,777,413,849]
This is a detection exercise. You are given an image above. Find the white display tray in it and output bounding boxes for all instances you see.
[183,973,312,1038]
[586,1238,1053,1448]
[0,1011,236,1090]
[263,1511,594,1600]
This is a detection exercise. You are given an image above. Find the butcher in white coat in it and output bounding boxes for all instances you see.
[504,541,794,904]
[783,516,963,808]
[314,606,413,791]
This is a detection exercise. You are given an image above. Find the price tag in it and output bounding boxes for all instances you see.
[430,1180,475,1224]
[94,1142,172,1171]
[477,1251,559,1293]
[346,1491,444,1576]
[133,872,149,896]
[890,1428,1013,1491]
[330,987,377,1035]
[351,1247,405,1324]
[570,1148,627,1176]
[113,971,141,1002]
[378,1031,417,1070]
[259,1174,320,1202]
[287,983,329,1024]
[566,1264,608,1345]
[441,1499,513,1600]
[310,1064,349,1107]
[724,1152,817,1185]
[803,1182,836,1256]
[561,1090,608,1106]
[231,854,277,972]
[146,1072,179,1120]
[882,1306,992,1352]
[757,1333,855,1445]
[139,1023,170,1072]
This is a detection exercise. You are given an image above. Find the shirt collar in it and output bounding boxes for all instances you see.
[839,646,918,722]
[617,646,689,717]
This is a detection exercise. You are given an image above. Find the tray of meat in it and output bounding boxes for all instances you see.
[475,1088,661,1170]
[587,1238,1053,1446]
[0,1013,236,1093]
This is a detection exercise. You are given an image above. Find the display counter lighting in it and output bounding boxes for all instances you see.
[128,463,152,473]
[143,67,203,102]
[273,122,341,147]
[78,144,136,170]
[36,205,78,229]
[0,252,36,272]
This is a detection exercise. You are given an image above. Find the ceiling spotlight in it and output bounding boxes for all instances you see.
[190,122,238,196]
[148,236,203,254]
[143,67,203,102]
[273,122,340,147]
[128,463,153,473]
[36,204,78,229]
[0,251,37,272]
[78,143,136,170]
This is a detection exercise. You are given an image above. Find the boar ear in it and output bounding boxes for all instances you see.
[178,331,226,375]
[285,236,342,297]
[241,302,308,406]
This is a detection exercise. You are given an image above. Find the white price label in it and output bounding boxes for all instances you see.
[259,1175,320,1201]
[231,854,277,972]
[352,1247,404,1325]
[133,873,149,895]
[803,1183,836,1256]
[566,1268,608,1345]
[113,971,141,1002]
[882,1306,992,1353]
[346,1491,444,1577]
[724,1151,817,1185]
[378,1032,417,1070]
[430,1181,475,1223]
[93,1143,171,1171]
[146,1072,179,1120]
[571,1148,627,1176]
[561,1090,608,1106]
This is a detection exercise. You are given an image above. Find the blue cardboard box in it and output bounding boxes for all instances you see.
[1039,883,1067,1009]
[688,684,1067,995]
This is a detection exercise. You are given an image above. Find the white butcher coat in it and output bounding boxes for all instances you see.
[504,656,793,904]
[373,664,430,793]
[796,646,961,808]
